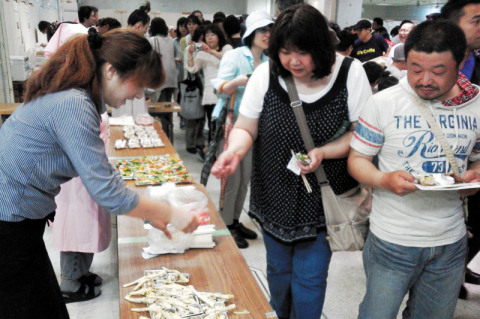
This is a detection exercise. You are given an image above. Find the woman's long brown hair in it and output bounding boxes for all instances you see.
[24,28,164,114]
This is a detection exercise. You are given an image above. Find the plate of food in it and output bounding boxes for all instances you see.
[415,174,480,190]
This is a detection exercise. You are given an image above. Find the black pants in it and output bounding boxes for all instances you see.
[0,213,69,319]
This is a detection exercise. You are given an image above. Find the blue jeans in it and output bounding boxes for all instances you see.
[359,232,467,319]
[263,230,332,319]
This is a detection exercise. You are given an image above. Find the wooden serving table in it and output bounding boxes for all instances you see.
[108,122,274,319]
[0,101,181,121]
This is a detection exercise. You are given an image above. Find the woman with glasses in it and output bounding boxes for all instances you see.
[210,10,273,249]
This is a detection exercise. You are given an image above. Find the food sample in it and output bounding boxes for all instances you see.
[295,153,311,165]
[417,174,455,186]
[124,267,235,319]
[119,125,164,149]
[115,155,193,186]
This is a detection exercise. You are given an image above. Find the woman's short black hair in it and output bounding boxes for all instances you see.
[175,17,188,38]
[223,15,241,37]
[378,71,399,91]
[363,61,384,85]
[337,29,356,52]
[192,25,205,42]
[202,23,227,51]
[38,21,51,33]
[149,17,168,36]
[404,20,466,67]
[187,14,201,26]
[270,3,335,79]
[97,18,121,30]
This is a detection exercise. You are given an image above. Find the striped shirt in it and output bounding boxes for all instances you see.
[0,89,139,222]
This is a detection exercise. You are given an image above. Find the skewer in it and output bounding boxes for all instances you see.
[291,150,312,193]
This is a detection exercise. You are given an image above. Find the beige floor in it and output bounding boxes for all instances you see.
[44,115,480,319]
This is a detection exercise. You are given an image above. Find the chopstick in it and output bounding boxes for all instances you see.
[291,150,312,193]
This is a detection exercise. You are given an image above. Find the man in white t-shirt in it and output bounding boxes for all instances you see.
[349,20,480,318]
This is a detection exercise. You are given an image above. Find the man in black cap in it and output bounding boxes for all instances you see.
[350,19,388,62]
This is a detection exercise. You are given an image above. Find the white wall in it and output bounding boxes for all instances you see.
[336,0,363,28]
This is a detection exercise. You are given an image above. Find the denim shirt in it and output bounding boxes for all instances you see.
[0,89,139,221]
[211,46,268,120]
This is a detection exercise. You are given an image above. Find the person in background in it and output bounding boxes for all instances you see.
[210,10,274,249]
[391,19,415,45]
[110,2,151,118]
[350,19,388,62]
[337,29,357,56]
[275,0,304,14]
[149,17,177,103]
[374,26,394,47]
[386,20,415,66]
[426,12,441,21]
[78,6,98,28]
[212,4,371,317]
[38,20,54,42]
[390,25,400,39]
[372,17,383,32]
[223,15,243,48]
[127,1,151,34]
[363,61,384,93]
[169,25,176,38]
[44,5,97,58]
[442,0,480,299]
[192,9,204,24]
[385,43,407,80]
[174,17,188,129]
[148,17,177,141]
[180,14,201,70]
[0,28,198,319]
[96,17,121,34]
[186,24,233,149]
[377,71,399,92]
[349,20,480,319]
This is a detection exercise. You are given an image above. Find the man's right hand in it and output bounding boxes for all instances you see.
[379,171,418,196]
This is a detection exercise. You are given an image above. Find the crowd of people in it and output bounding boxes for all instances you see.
[1,0,478,318]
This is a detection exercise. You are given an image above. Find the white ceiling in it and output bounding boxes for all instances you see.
[364,0,448,6]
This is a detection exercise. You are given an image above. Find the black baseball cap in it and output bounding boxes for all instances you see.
[353,19,372,31]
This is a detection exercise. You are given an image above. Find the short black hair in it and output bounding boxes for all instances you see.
[127,3,151,27]
[275,0,304,12]
[175,17,188,38]
[373,17,384,26]
[203,23,227,51]
[337,29,356,52]
[441,0,480,21]
[187,14,201,26]
[97,18,121,30]
[149,17,168,36]
[213,12,226,20]
[270,3,335,79]
[390,25,400,37]
[223,15,241,37]
[78,6,97,23]
[375,26,390,40]
[404,20,466,67]
[378,71,399,91]
[192,24,205,42]
[38,21,51,33]
[363,62,384,85]
[400,20,414,28]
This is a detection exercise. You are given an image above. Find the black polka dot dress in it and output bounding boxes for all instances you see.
[249,58,359,244]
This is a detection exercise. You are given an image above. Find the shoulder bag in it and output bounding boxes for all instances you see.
[285,76,372,252]
[179,73,204,120]
[410,94,469,218]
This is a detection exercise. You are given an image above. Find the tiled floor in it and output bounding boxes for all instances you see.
[44,115,480,318]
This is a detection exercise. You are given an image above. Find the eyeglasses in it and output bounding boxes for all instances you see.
[257,25,272,34]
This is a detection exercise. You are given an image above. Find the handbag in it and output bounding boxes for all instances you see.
[284,76,372,252]
[179,73,204,120]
